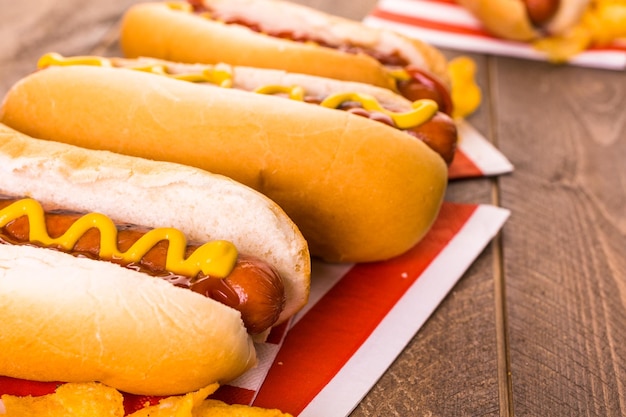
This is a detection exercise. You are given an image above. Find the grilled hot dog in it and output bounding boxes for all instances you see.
[119,0,456,115]
[456,0,626,61]
[0,123,310,396]
[0,197,284,335]
[36,53,457,165]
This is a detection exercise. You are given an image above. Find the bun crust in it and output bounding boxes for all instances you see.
[126,57,416,111]
[0,244,255,396]
[457,0,590,41]
[120,1,451,91]
[0,67,447,263]
[456,0,538,41]
[544,0,590,35]
[0,123,310,325]
[120,2,396,91]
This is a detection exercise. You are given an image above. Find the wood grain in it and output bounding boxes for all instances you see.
[1,1,625,416]
[0,0,139,96]
[351,50,502,416]
[494,57,626,416]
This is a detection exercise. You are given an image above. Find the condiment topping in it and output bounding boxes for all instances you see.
[38,53,438,129]
[0,198,238,279]
[38,53,112,68]
[254,85,437,128]
[38,53,235,87]
[163,2,456,116]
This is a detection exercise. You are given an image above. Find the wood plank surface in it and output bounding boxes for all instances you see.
[494,57,626,416]
[1,1,624,416]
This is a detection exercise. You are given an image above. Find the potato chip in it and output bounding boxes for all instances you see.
[194,399,294,417]
[126,384,293,417]
[533,0,626,61]
[127,384,219,417]
[1,382,124,417]
[1,382,291,417]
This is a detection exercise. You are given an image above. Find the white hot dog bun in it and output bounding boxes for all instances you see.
[0,244,253,396]
[0,65,448,263]
[0,123,310,395]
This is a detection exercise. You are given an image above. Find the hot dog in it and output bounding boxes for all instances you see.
[0,56,449,263]
[37,53,458,165]
[456,0,626,61]
[118,0,457,115]
[0,123,311,397]
[0,197,283,335]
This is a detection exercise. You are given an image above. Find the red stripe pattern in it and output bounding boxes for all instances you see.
[370,8,490,38]
[0,203,480,416]
[253,202,477,415]
[448,149,483,179]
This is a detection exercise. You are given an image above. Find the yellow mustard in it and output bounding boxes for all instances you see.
[38,52,437,128]
[38,52,112,69]
[0,199,238,278]
[322,93,437,129]
[254,85,305,100]
[133,65,234,87]
[37,53,235,87]
[254,85,437,129]
[166,1,194,12]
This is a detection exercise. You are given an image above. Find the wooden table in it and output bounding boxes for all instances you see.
[1,1,624,416]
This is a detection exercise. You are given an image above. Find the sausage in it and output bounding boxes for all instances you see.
[396,67,455,116]
[261,87,456,164]
[37,54,456,165]
[405,112,458,165]
[522,0,561,26]
[339,102,457,165]
[0,197,285,335]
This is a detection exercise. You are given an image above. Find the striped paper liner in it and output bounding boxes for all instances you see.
[235,202,509,415]
[0,202,509,416]
[450,120,513,179]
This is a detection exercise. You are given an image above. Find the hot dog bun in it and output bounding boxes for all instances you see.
[0,244,253,396]
[0,123,311,395]
[119,1,450,94]
[35,52,457,164]
[456,0,590,41]
[0,65,447,263]
[38,53,419,112]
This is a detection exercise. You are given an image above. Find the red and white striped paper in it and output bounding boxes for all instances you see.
[0,203,509,416]
[212,202,510,416]
[363,0,626,70]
